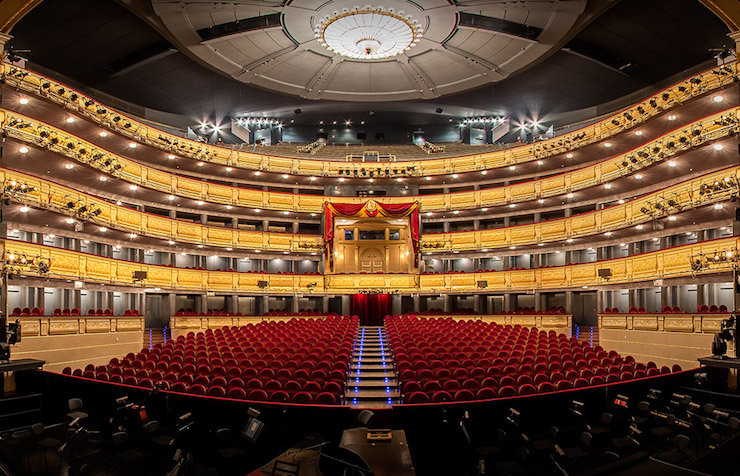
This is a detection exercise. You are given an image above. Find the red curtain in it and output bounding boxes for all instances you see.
[325,201,420,267]
[351,294,391,326]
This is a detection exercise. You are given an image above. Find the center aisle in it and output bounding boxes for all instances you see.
[346,326,400,408]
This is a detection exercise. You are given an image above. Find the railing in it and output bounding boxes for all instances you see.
[0,168,324,253]
[4,237,733,293]
[1,108,737,214]
[598,312,729,333]
[421,165,739,252]
[3,61,737,176]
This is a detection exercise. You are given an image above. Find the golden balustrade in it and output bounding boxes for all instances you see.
[1,108,738,214]
[0,168,324,253]
[2,61,738,177]
[421,165,740,252]
[2,236,736,294]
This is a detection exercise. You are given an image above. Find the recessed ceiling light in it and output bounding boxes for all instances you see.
[481,170,488,175]
[604,232,612,236]
[566,153,574,158]
[129,233,137,238]
[196,200,204,205]
[19,206,29,213]
[634,174,643,180]
[254,171,261,176]
[225,167,233,172]
[225,205,233,210]
[452,210,460,214]
[604,142,612,148]
[167,195,175,200]
[99,176,108,181]
[714,203,724,210]
[451,174,459,179]
[618,199,625,204]
[197,244,204,248]
[168,154,175,159]
[19,146,29,154]
[168,240,175,245]
[425,176,432,181]
[566,193,574,198]
[713,95,723,103]
[197,162,204,167]
[566,238,574,243]
[309,176,317,181]
[254,208,261,213]
[66,117,75,123]
[604,183,612,189]
[509,246,516,250]
[65,218,75,224]
[636,224,643,230]
[537,243,545,247]
[99,226,108,232]
[509,166,516,171]
[129,185,138,191]
[282,174,289,179]
[19,98,29,105]
[667,114,677,121]
[481,207,488,212]
[713,144,724,151]
[668,160,677,167]
[338,177,345,182]
[668,215,677,221]
[226,247,233,251]
[129,142,137,148]
[99,131,108,137]
[538,199,544,204]
[508,204,516,208]
[537,160,543,165]
[635,130,643,136]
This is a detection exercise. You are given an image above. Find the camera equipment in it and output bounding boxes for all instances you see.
[0,319,22,363]
[711,312,737,358]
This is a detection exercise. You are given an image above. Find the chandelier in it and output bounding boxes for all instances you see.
[314,6,423,60]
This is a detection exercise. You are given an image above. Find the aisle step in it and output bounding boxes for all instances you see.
[346,326,400,408]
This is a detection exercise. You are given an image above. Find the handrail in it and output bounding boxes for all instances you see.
[2,236,735,293]
[1,107,737,213]
[420,165,739,252]
[0,168,324,253]
[2,61,738,176]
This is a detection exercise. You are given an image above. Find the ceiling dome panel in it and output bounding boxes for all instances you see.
[151,0,589,101]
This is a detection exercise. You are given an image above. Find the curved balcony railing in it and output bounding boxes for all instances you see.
[2,108,737,213]
[0,168,324,253]
[2,236,735,293]
[2,61,737,177]
[421,166,739,252]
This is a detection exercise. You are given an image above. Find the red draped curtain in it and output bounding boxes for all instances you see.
[351,294,391,326]
[324,201,420,268]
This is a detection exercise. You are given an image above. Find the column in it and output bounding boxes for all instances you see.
[292,295,300,313]
[565,291,573,314]
[322,296,329,314]
[391,294,403,315]
[341,295,351,316]
[503,293,511,312]
[412,294,420,313]
[442,295,451,313]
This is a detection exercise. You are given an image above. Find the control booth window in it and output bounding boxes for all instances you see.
[390,230,400,240]
[344,230,355,240]
[359,230,385,240]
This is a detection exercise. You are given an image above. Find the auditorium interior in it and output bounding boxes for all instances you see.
[0,0,740,474]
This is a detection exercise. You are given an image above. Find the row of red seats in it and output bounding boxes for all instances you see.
[63,316,358,405]
[10,307,140,317]
[174,309,330,317]
[602,305,729,314]
[386,316,682,404]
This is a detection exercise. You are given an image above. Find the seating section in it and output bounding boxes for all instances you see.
[173,309,325,317]
[9,307,140,317]
[63,316,358,405]
[387,316,682,404]
[602,305,729,314]
[413,307,566,316]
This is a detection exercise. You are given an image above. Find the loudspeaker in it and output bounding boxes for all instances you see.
[132,271,147,281]
[294,108,302,115]
[257,280,268,288]
[477,280,488,289]
[597,269,612,278]
[436,108,443,114]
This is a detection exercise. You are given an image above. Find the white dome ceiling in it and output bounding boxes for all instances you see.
[151,0,588,101]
